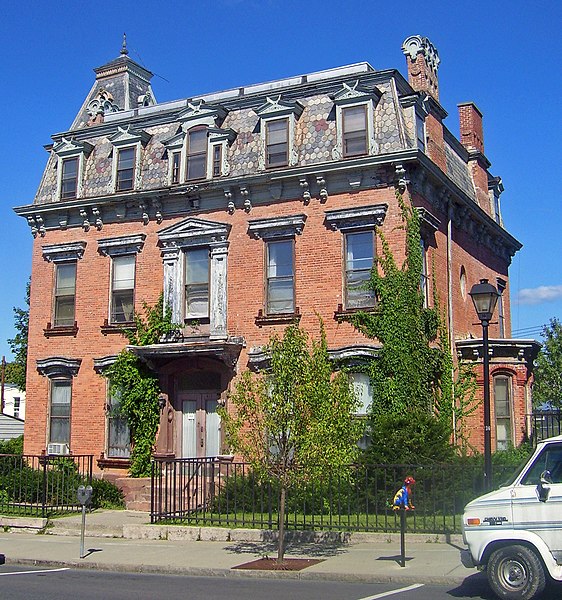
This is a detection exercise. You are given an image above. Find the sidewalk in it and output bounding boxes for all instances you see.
[0,510,475,585]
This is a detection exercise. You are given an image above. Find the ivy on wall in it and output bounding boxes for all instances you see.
[104,296,178,477]
[347,189,477,460]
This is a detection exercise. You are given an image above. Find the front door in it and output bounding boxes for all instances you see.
[181,392,221,458]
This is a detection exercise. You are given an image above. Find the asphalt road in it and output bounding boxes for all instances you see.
[1,566,562,600]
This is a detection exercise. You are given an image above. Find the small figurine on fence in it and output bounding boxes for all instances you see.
[392,476,416,511]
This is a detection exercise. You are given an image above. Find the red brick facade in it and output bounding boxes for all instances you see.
[17,37,539,474]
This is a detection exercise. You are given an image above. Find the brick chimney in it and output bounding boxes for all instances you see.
[402,36,447,173]
[458,102,491,212]
[402,35,440,101]
[458,102,484,153]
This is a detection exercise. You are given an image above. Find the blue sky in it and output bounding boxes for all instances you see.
[0,0,560,359]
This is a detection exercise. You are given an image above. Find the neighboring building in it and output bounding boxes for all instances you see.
[15,36,539,474]
[1,383,26,420]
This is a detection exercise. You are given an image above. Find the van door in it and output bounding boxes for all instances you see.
[512,442,562,562]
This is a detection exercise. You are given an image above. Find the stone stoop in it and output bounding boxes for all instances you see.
[116,476,151,512]
[0,516,47,534]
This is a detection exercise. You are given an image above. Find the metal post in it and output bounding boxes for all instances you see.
[80,504,87,559]
[399,507,406,567]
[482,319,492,491]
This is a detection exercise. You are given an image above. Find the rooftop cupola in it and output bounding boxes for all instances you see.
[70,34,156,130]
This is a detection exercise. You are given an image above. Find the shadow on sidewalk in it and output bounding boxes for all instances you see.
[226,539,349,557]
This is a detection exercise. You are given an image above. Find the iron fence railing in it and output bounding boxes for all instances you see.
[0,454,93,518]
[151,457,516,534]
[530,411,562,444]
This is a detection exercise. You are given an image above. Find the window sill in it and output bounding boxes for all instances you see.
[334,304,377,321]
[44,322,78,337]
[255,308,301,327]
[97,454,131,469]
[100,320,136,335]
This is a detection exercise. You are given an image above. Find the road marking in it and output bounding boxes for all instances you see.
[357,583,425,600]
[0,567,70,576]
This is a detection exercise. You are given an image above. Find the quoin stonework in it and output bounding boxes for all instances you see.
[16,35,539,476]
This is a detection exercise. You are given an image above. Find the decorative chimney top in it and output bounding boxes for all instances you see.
[402,35,441,100]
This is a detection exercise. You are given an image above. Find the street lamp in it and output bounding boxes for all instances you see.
[469,278,499,492]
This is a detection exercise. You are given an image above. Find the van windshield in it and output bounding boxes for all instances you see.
[500,454,536,487]
[520,443,562,485]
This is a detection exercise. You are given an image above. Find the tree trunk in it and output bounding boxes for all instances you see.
[277,485,286,563]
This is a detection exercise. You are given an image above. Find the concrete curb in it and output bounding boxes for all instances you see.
[48,523,464,546]
[5,556,472,586]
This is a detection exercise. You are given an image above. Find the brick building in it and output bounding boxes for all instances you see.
[15,36,539,474]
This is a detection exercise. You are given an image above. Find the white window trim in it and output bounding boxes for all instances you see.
[330,81,381,160]
[98,234,145,325]
[494,373,515,450]
[52,138,93,200]
[333,101,376,160]
[108,126,151,193]
[164,123,234,185]
[254,96,303,171]
[112,143,140,192]
[158,218,231,340]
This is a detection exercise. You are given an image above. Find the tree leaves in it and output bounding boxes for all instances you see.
[533,318,562,409]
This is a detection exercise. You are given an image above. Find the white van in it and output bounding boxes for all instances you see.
[461,435,562,600]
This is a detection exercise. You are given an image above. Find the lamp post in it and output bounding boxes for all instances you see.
[469,278,499,492]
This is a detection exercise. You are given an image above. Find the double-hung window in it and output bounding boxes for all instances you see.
[107,389,131,459]
[54,263,77,327]
[342,106,368,157]
[497,279,506,338]
[111,255,135,323]
[61,158,78,199]
[171,152,181,184]
[266,240,294,314]
[265,118,289,168]
[186,128,208,180]
[49,379,72,445]
[494,375,513,451]
[185,248,210,319]
[116,147,135,191]
[345,232,375,309]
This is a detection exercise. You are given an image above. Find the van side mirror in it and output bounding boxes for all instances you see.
[536,470,552,503]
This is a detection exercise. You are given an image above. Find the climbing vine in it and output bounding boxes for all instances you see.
[104,295,179,477]
[348,189,475,460]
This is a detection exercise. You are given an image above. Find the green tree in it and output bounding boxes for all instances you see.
[533,317,562,409]
[221,322,362,563]
[6,280,30,391]
[105,296,178,477]
[348,191,459,461]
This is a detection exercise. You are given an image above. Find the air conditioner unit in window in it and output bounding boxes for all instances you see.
[47,443,70,455]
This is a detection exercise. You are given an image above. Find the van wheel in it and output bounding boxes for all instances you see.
[487,545,546,600]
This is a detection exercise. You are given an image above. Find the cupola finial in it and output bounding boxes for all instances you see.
[120,33,128,56]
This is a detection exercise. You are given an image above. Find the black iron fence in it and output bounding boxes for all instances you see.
[0,454,93,518]
[151,457,516,534]
[531,411,562,444]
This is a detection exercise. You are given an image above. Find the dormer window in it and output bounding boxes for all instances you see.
[61,158,79,199]
[266,118,289,168]
[163,101,235,185]
[342,106,368,157]
[255,96,303,171]
[52,138,93,200]
[186,128,208,181]
[116,147,135,191]
[109,126,151,193]
[331,81,381,161]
